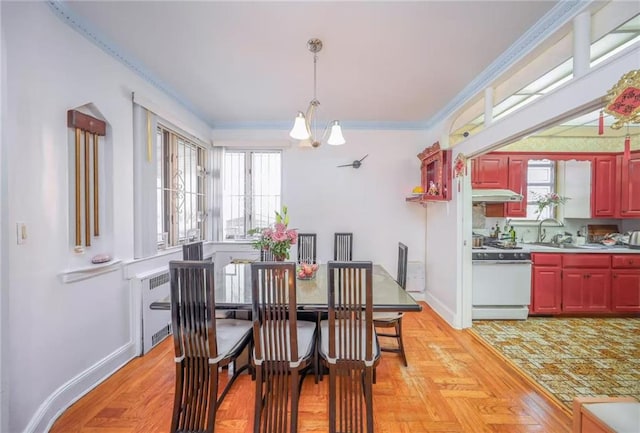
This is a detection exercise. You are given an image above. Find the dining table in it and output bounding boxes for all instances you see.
[150,262,422,313]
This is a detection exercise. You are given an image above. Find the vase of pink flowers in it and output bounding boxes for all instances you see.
[251,206,298,260]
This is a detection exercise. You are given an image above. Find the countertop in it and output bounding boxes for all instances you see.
[517,244,640,254]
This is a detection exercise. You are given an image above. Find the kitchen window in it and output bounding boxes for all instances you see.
[156,125,207,247]
[525,159,556,220]
[222,150,281,239]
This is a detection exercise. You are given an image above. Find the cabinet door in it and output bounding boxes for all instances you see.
[472,155,508,189]
[611,270,640,312]
[591,156,617,217]
[563,269,611,312]
[506,157,527,217]
[531,266,562,314]
[620,152,640,218]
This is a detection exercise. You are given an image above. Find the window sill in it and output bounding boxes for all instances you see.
[59,259,122,284]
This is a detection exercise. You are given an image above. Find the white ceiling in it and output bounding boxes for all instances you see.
[61,1,560,130]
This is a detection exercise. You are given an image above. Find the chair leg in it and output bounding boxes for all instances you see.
[170,362,184,433]
[364,367,375,433]
[290,368,300,433]
[208,364,220,433]
[396,318,408,367]
[328,365,337,433]
[253,366,263,433]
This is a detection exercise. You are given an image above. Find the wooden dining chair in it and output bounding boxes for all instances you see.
[373,242,409,366]
[169,260,253,433]
[182,240,203,261]
[297,233,317,264]
[183,240,230,319]
[251,262,316,433]
[334,232,353,261]
[260,248,276,262]
[320,261,380,433]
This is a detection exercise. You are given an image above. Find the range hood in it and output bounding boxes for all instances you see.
[472,189,523,203]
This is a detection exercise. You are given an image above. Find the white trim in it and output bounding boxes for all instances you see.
[424,292,460,330]
[26,342,137,433]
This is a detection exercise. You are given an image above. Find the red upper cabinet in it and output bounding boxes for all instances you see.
[471,155,508,189]
[591,156,618,217]
[619,151,640,218]
[506,157,528,217]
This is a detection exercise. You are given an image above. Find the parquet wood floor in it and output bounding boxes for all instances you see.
[50,303,572,432]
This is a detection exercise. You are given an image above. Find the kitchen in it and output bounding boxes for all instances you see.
[467,106,640,321]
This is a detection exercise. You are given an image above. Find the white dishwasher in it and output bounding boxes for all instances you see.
[472,249,532,320]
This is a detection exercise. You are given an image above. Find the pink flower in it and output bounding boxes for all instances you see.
[272,230,288,242]
[274,223,286,233]
[288,230,298,245]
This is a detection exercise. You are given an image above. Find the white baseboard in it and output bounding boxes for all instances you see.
[25,341,137,433]
[424,292,461,329]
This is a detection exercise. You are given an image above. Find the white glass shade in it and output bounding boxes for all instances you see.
[327,121,346,145]
[289,112,310,140]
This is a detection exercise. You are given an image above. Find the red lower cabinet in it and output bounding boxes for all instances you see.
[530,253,640,315]
[611,271,640,312]
[562,269,611,313]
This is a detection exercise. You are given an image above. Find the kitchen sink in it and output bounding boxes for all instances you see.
[529,242,574,249]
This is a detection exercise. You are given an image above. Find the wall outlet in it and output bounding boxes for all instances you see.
[16,222,27,245]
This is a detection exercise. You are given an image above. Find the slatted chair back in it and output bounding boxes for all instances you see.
[297,233,317,264]
[397,242,408,290]
[251,262,316,433]
[182,240,203,260]
[334,232,353,261]
[326,261,374,364]
[251,262,299,365]
[260,248,276,262]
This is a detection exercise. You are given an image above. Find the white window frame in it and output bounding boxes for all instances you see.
[156,124,207,248]
[222,149,282,240]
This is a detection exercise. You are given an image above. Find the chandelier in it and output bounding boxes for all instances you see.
[289,38,345,148]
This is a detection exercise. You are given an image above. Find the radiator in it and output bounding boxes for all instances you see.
[135,268,172,354]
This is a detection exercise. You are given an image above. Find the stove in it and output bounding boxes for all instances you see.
[472,250,531,261]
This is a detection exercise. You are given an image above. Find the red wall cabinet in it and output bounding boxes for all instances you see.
[506,157,528,217]
[530,253,562,314]
[471,155,508,189]
[619,151,640,218]
[591,156,618,217]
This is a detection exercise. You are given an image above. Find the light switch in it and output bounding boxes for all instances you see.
[16,222,27,245]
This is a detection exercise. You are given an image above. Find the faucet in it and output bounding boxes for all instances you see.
[537,218,564,243]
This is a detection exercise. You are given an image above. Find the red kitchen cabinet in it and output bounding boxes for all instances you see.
[506,156,527,217]
[611,271,640,312]
[471,155,508,189]
[562,269,611,313]
[562,254,611,313]
[611,254,640,313]
[619,151,640,218]
[591,156,617,217]
[530,253,562,314]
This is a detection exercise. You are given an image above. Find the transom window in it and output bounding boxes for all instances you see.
[222,150,281,239]
[156,125,207,247]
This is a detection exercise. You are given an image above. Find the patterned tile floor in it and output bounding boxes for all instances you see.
[470,317,640,408]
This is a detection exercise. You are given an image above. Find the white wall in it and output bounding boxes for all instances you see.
[214,129,429,277]
[1,3,209,432]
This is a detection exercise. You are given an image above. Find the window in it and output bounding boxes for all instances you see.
[156,125,207,247]
[525,159,556,220]
[222,150,281,239]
